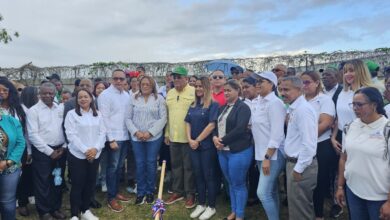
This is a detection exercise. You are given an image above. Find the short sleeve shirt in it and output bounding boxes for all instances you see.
[185,102,218,150]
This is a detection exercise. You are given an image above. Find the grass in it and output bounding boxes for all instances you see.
[17,182,349,220]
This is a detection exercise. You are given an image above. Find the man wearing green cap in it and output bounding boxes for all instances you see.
[366,60,385,93]
[164,66,196,208]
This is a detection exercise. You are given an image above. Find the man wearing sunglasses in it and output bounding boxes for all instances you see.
[165,66,196,209]
[97,69,131,212]
[211,70,226,106]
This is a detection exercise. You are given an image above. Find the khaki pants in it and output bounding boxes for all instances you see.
[286,159,318,220]
[170,142,195,196]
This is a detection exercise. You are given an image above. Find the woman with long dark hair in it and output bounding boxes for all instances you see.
[65,89,106,220]
[0,78,26,220]
[17,86,39,217]
[336,87,390,219]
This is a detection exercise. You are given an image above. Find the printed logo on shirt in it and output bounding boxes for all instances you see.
[369,130,383,140]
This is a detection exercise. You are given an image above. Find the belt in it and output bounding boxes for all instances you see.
[48,144,64,149]
[286,156,316,164]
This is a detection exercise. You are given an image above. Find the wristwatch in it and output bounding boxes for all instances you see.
[264,154,271,160]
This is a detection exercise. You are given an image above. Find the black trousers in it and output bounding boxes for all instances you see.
[68,153,100,217]
[247,157,259,201]
[32,146,65,215]
[17,149,34,207]
[313,139,339,217]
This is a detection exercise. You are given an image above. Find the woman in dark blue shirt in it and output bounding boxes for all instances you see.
[185,76,219,220]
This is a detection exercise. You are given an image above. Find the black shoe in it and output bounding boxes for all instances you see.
[246,198,259,207]
[145,194,154,204]
[18,206,30,216]
[40,213,54,220]
[90,198,102,209]
[330,204,343,218]
[51,210,66,219]
[135,196,145,205]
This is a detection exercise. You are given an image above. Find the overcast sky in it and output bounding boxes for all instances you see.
[0,0,389,68]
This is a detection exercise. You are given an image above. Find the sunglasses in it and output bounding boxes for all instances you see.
[112,77,125,81]
[212,75,224,80]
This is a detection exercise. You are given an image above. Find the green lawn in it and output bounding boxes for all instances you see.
[17,184,349,220]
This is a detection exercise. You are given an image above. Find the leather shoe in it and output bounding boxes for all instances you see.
[40,213,54,220]
[90,198,102,209]
[18,206,30,216]
[51,210,66,219]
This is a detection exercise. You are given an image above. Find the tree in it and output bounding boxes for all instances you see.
[0,14,19,44]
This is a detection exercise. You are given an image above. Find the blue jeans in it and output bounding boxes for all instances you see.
[97,143,108,186]
[218,147,253,218]
[0,168,21,220]
[346,185,386,220]
[190,147,217,207]
[131,136,163,196]
[256,150,286,220]
[106,140,129,201]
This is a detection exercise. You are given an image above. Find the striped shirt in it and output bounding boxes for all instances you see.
[126,94,167,142]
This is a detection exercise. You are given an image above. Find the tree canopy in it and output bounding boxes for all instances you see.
[0,14,19,44]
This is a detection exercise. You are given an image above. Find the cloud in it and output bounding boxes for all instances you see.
[0,0,389,67]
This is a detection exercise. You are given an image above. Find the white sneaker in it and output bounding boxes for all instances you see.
[81,210,99,220]
[101,184,107,193]
[28,196,36,204]
[199,207,216,220]
[126,185,137,194]
[190,205,206,218]
[70,216,79,220]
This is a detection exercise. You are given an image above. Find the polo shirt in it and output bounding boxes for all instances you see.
[165,84,195,143]
[184,101,218,149]
[212,90,226,107]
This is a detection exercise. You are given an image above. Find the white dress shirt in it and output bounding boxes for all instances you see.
[285,95,318,173]
[323,83,339,98]
[251,92,286,161]
[244,96,260,125]
[385,104,390,117]
[336,90,356,130]
[27,100,65,156]
[98,85,130,142]
[307,93,336,142]
[64,109,106,159]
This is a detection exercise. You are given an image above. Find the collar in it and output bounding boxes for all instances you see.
[213,89,224,96]
[262,92,276,101]
[108,85,124,94]
[356,116,387,129]
[37,100,58,109]
[288,95,305,111]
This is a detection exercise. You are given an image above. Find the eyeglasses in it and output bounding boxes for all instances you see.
[302,80,313,85]
[212,75,224,80]
[349,102,369,108]
[112,77,125,81]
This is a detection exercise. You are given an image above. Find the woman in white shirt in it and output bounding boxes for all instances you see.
[335,87,390,220]
[252,71,286,220]
[301,71,336,220]
[65,89,106,220]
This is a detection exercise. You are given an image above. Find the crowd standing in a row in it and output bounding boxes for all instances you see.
[0,60,389,220]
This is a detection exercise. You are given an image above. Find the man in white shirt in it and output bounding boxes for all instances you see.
[322,67,343,104]
[279,76,318,220]
[98,69,131,212]
[27,82,67,220]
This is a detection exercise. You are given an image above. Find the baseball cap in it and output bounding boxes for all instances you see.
[365,60,379,73]
[257,71,278,86]
[46,73,61,81]
[172,66,188,76]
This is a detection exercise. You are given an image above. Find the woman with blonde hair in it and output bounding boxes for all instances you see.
[330,59,372,217]
[185,76,219,220]
[126,75,167,205]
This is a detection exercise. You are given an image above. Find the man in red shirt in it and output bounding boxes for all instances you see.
[210,70,226,106]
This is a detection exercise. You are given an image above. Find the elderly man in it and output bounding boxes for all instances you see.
[27,82,67,220]
[322,67,343,105]
[272,64,287,79]
[165,66,196,208]
[279,76,318,220]
[98,69,131,212]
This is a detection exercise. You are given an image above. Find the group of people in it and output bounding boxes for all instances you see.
[0,59,389,220]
